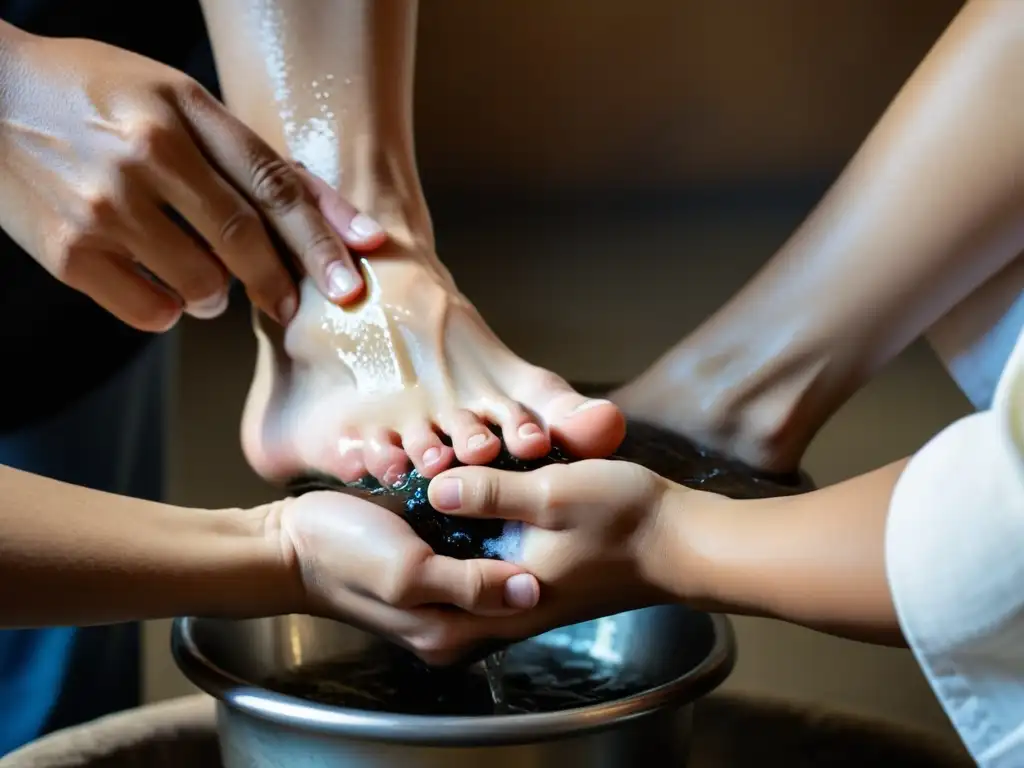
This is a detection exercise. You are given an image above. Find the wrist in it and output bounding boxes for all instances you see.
[644,486,779,617]
[181,503,304,619]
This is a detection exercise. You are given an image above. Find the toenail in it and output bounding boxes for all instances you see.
[432,478,462,510]
[383,465,404,487]
[185,291,229,320]
[518,423,543,440]
[467,433,490,450]
[326,262,359,300]
[423,447,443,466]
[568,398,612,417]
[504,573,540,610]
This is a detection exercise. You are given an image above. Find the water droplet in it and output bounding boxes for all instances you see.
[325,73,334,81]
[311,80,319,88]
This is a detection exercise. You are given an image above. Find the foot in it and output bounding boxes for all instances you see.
[242,241,626,486]
[611,347,813,476]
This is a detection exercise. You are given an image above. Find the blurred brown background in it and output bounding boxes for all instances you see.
[414,0,964,191]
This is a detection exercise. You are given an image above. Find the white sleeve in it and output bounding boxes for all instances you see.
[886,326,1024,767]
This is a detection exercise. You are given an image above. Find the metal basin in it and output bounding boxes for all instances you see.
[172,607,735,767]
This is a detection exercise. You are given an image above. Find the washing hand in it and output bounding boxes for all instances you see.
[262,490,540,655]
[395,460,719,663]
[0,23,386,330]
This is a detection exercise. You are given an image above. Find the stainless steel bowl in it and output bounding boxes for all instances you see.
[172,607,735,767]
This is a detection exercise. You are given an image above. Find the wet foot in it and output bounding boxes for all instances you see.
[242,242,626,486]
[610,354,811,476]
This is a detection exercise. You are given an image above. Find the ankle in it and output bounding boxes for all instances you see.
[686,338,840,472]
[332,143,433,250]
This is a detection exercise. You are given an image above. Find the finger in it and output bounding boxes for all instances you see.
[176,86,367,305]
[121,203,230,319]
[63,250,182,333]
[294,163,387,253]
[429,461,650,529]
[410,555,540,615]
[151,132,300,325]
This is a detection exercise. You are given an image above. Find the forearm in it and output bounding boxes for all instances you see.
[667,461,908,646]
[677,0,1024,451]
[199,0,429,244]
[0,465,293,627]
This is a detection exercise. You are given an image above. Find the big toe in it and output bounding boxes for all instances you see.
[541,391,626,458]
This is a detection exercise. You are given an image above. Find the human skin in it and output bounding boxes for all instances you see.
[198,0,626,489]
[0,464,539,640]
[615,0,1024,473]
[418,458,907,663]
[0,19,387,330]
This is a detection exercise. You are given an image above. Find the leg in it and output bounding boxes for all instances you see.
[615,1,1024,472]
[0,334,173,754]
[200,0,625,485]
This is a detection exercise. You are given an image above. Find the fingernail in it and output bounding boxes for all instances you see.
[518,423,543,440]
[345,213,384,242]
[504,573,539,610]
[467,433,490,450]
[326,261,359,300]
[569,398,612,417]
[423,447,442,466]
[432,477,462,510]
[185,292,229,320]
[276,293,297,325]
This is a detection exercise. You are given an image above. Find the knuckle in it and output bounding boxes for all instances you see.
[172,77,213,112]
[536,464,574,519]
[380,550,424,607]
[79,187,121,230]
[462,564,487,608]
[299,230,342,269]
[248,153,305,214]
[217,206,262,249]
[125,116,178,167]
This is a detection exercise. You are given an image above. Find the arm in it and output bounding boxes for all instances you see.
[0,463,535,629]
[0,465,289,627]
[620,0,1024,471]
[671,461,907,646]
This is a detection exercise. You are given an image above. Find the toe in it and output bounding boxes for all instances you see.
[401,422,456,478]
[333,432,370,483]
[524,374,626,458]
[443,410,501,465]
[484,397,549,460]
[362,428,409,487]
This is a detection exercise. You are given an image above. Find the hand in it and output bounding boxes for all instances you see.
[420,460,711,658]
[266,490,541,656]
[0,27,387,331]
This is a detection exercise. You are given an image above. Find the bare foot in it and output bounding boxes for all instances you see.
[242,242,626,486]
[611,347,816,475]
